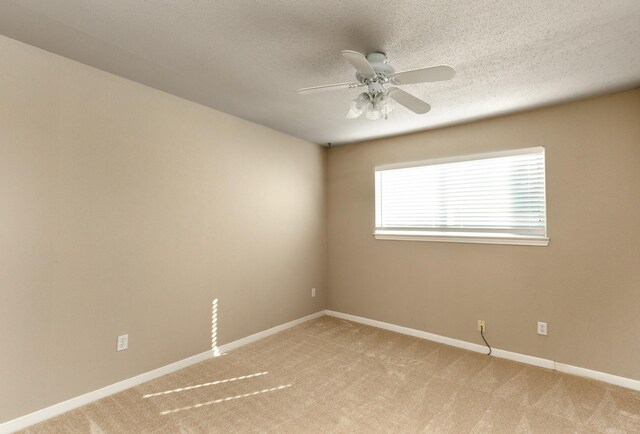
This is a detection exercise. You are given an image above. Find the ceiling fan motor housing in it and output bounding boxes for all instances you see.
[367,81,384,95]
[356,52,395,87]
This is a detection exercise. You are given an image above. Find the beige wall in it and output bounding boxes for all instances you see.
[327,88,640,381]
[0,35,326,422]
[2,29,640,425]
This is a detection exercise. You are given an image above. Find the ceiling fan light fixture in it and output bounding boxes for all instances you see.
[345,104,362,119]
[364,106,383,120]
[346,91,396,120]
[345,92,370,119]
[378,92,396,115]
[361,92,395,120]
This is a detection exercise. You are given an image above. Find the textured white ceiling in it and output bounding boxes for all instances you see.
[1,0,639,145]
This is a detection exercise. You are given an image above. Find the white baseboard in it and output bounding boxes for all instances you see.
[219,311,325,353]
[0,350,212,434]
[491,348,554,369]
[0,310,325,434]
[555,362,640,391]
[324,310,638,390]
[3,309,637,433]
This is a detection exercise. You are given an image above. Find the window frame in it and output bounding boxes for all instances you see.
[373,147,549,246]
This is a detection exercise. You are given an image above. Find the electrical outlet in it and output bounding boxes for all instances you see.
[311,288,316,297]
[117,334,129,351]
[477,320,486,332]
[537,322,548,336]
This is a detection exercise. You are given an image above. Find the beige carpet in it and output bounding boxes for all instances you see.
[22,316,640,433]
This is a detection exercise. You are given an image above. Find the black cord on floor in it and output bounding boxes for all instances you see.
[480,328,492,355]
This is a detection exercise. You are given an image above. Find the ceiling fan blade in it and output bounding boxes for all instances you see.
[297,82,363,95]
[341,50,376,78]
[388,87,431,114]
[392,65,455,85]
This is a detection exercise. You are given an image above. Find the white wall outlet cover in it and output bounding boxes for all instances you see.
[311,288,316,297]
[537,322,548,336]
[117,334,129,351]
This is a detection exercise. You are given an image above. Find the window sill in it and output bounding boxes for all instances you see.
[373,230,549,246]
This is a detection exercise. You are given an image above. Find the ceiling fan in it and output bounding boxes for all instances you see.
[297,50,455,120]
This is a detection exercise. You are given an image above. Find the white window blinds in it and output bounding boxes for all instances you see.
[375,147,547,242]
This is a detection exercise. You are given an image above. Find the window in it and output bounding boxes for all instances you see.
[374,147,548,246]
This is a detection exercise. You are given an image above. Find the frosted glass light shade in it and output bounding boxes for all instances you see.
[346,93,370,118]
[380,96,396,115]
[365,108,383,120]
[345,91,394,120]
